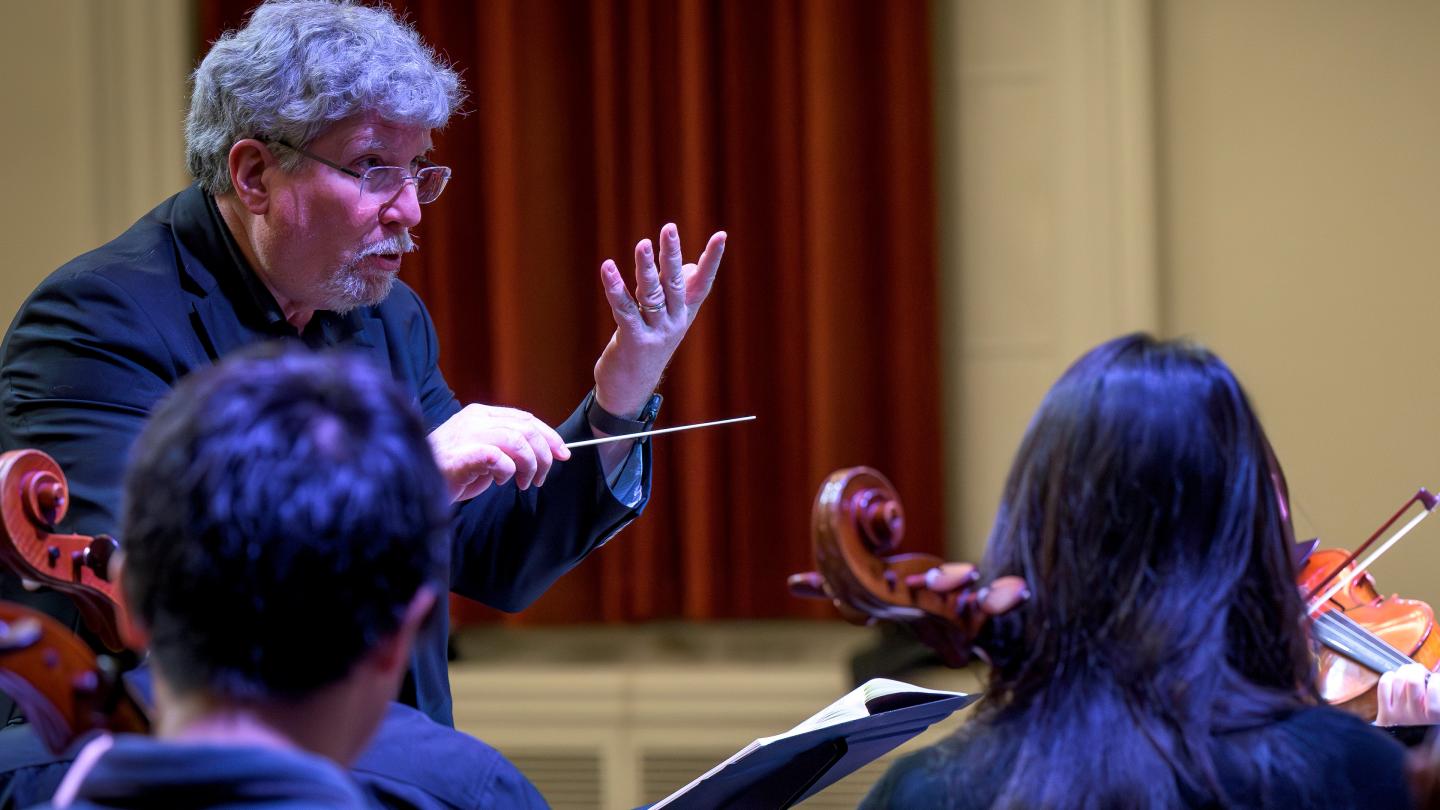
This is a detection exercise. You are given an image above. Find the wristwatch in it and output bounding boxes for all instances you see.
[584,389,662,437]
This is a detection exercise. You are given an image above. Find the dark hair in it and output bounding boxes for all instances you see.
[959,334,1317,807]
[120,346,449,701]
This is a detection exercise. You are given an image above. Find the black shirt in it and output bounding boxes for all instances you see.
[860,706,1413,809]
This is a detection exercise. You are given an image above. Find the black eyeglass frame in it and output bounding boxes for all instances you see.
[267,139,451,204]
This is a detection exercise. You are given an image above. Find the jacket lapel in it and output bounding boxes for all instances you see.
[168,185,289,360]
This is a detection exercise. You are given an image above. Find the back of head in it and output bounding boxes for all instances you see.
[120,347,449,702]
[186,0,464,195]
[968,334,1316,806]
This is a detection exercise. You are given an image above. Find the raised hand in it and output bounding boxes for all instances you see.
[594,224,726,418]
[427,404,571,502]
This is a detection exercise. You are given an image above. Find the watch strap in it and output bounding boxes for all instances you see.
[585,390,662,436]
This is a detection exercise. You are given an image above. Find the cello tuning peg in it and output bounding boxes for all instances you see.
[786,572,828,600]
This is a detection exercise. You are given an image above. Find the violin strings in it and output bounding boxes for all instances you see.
[1322,611,1413,670]
[1312,610,1415,673]
[1312,614,1407,673]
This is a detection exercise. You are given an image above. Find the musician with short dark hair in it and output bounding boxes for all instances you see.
[29,348,470,807]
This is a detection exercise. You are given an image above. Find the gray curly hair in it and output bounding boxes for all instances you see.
[186,0,464,196]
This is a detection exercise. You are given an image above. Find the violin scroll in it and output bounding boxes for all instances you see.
[789,466,1027,668]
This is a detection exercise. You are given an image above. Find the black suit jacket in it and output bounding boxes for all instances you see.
[0,184,650,726]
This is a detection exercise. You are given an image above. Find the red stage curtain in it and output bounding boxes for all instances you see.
[198,0,944,623]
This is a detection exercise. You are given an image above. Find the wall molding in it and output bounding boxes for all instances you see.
[936,0,1160,557]
[85,0,191,242]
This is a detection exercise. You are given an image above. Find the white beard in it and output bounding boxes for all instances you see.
[323,231,415,313]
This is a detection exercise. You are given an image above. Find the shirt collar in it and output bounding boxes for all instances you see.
[183,186,367,344]
[199,187,290,330]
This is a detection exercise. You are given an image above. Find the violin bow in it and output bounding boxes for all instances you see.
[1304,488,1440,615]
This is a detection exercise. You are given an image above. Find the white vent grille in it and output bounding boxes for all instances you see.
[506,751,603,810]
[794,755,896,808]
[636,750,901,808]
[640,752,735,805]
[448,624,979,810]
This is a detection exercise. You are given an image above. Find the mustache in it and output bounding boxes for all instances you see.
[356,232,417,258]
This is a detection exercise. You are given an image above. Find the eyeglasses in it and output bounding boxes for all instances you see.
[269,140,451,204]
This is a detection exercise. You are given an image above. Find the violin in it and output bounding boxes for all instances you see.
[1299,488,1440,721]
[0,448,150,752]
[787,467,1026,668]
[0,449,129,652]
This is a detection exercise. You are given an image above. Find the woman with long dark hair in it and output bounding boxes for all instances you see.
[860,334,1410,809]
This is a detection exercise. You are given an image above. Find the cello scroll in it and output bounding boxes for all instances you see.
[788,466,1026,668]
[0,449,129,651]
[0,600,148,753]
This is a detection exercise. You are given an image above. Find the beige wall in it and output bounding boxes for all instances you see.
[936,0,1160,560]
[939,0,1440,603]
[1160,0,1440,601]
[0,1,190,325]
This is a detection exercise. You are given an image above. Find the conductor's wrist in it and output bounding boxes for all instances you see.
[585,389,661,436]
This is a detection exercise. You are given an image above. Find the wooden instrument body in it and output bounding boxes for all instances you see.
[0,601,147,752]
[1300,547,1440,720]
[0,450,127,652]
[790,467,1025,668]
[0,449,150,751]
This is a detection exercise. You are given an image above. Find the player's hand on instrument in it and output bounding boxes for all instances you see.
[1377,662,1440,726]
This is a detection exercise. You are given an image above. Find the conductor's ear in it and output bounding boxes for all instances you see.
[110,552,150,652]
[228,139,276,214]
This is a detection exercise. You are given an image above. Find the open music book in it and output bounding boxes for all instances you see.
[651,678,976,809]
